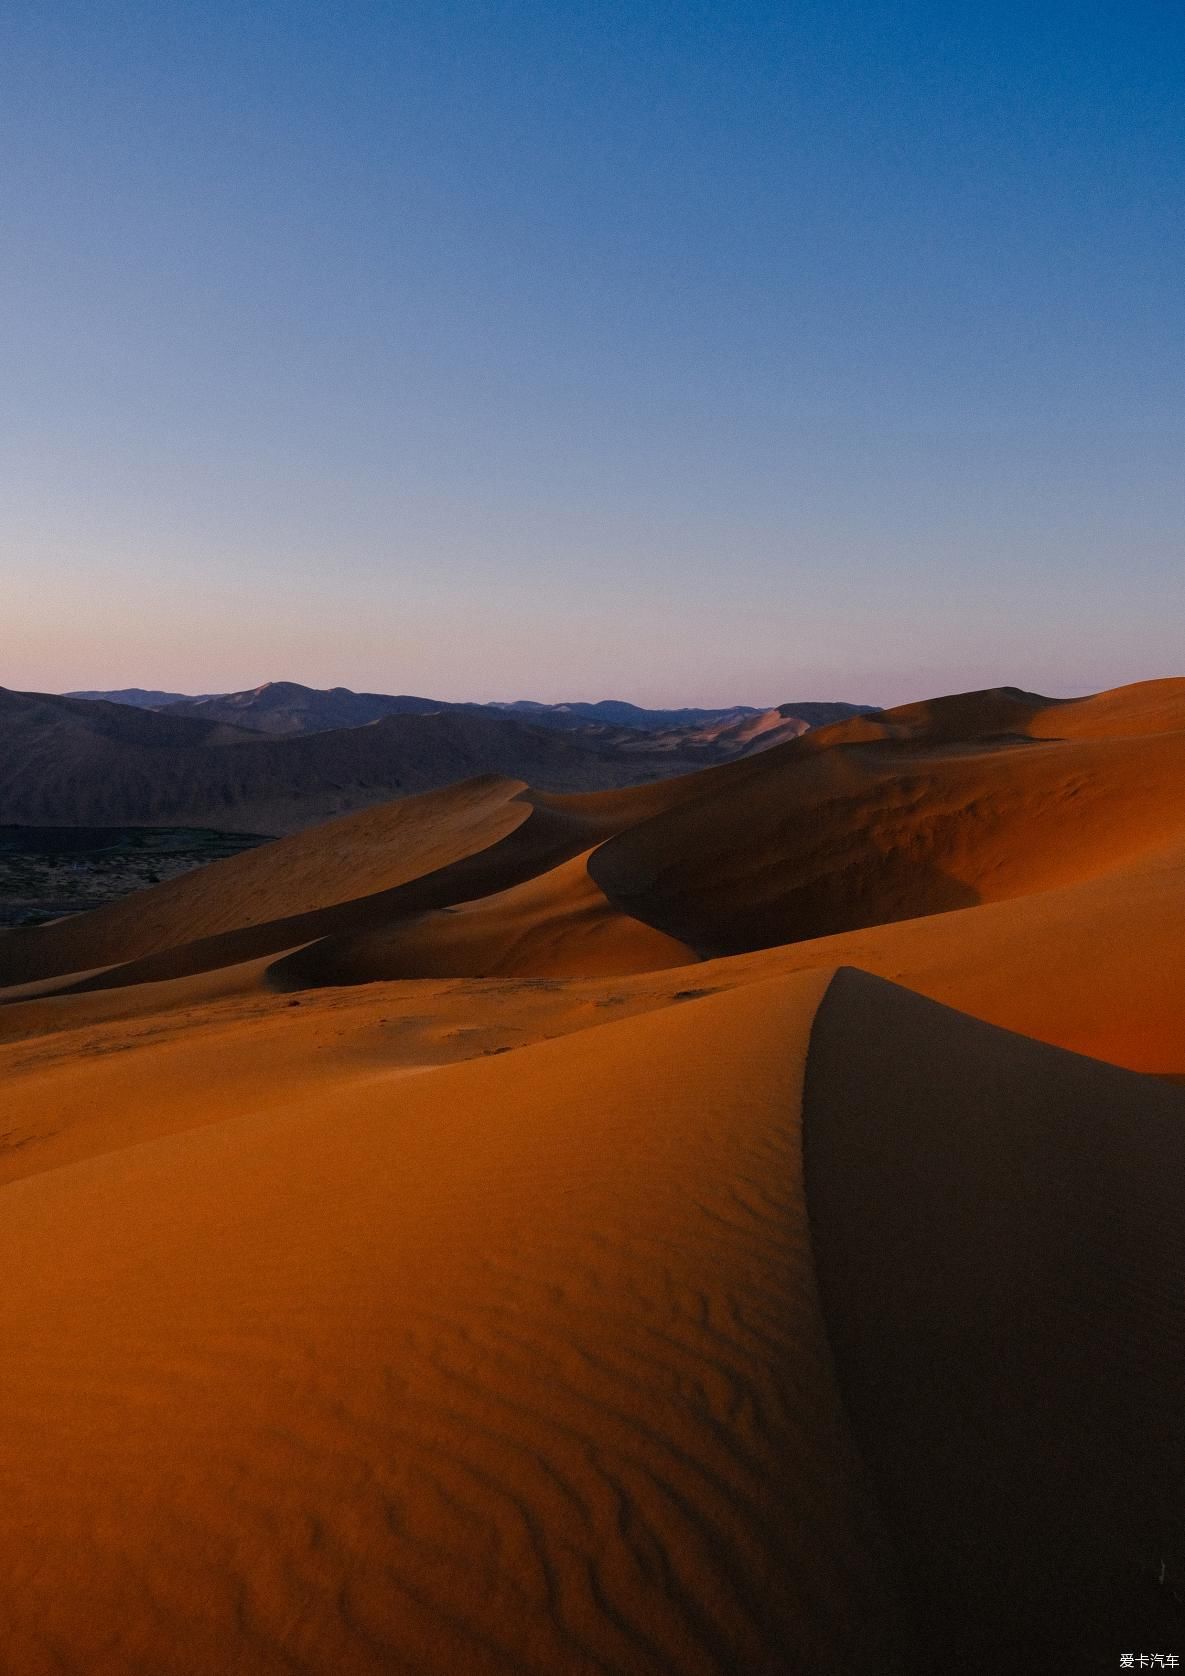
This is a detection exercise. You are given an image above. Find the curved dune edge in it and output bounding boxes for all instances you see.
[6,825,1182,1111]
[587,710,1185,960]
[0,779,705,994]
[0,972,910,1676]
[802,967,1185,1673]
[267,850,696,986]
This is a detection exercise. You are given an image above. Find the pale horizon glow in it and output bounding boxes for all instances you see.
[2,3,1182,709]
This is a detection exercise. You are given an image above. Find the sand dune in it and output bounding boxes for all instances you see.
[589,682,1185,956]
[0,775,532,985]
[270,849,695,985]
[0,775,714,990]
[710,837,1185,1074]
[0,973,909,1676]
[3,967,1182,1671]
[4,675,1185,1670]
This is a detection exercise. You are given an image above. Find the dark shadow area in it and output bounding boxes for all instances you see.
[589,822,981,958]
[802,968,1185,1673]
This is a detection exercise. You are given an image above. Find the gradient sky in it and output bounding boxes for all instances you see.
[2,1,1182,707]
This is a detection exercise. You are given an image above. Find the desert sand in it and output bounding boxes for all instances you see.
[2,677,1184,1672]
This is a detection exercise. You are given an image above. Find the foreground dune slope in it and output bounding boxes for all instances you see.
[3,965,1182,1672]
[0,973,909,1676]
[805,968,1185,1671]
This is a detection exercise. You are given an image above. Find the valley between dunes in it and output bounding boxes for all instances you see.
[3,678,1185,1673]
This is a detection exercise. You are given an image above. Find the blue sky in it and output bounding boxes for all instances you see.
[1,1,1181,705]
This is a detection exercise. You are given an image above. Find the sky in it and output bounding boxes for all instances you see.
[1,1,1182,708]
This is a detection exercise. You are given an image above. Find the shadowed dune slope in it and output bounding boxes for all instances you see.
[251,679,1185,996]
[804,968,1185,1672]
[702,836,1185,1075]
[0,972,911,1676]
[588,678,1185,955]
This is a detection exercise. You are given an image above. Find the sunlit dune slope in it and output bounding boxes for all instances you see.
[695,838,1185,1074]
[0,972,909,1676]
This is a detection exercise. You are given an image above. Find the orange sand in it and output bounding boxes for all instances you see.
[3,677,1185,1671]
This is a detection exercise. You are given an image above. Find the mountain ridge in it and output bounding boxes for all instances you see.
[66,680,876,738]
[0,685,746,834]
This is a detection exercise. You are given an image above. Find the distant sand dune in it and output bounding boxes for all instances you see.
[270,849,695,985]
[7,676,1185,998]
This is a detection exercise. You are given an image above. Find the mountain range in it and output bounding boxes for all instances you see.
[1,682,874,832]
[4,683,872,833]
[68,680,872,738]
